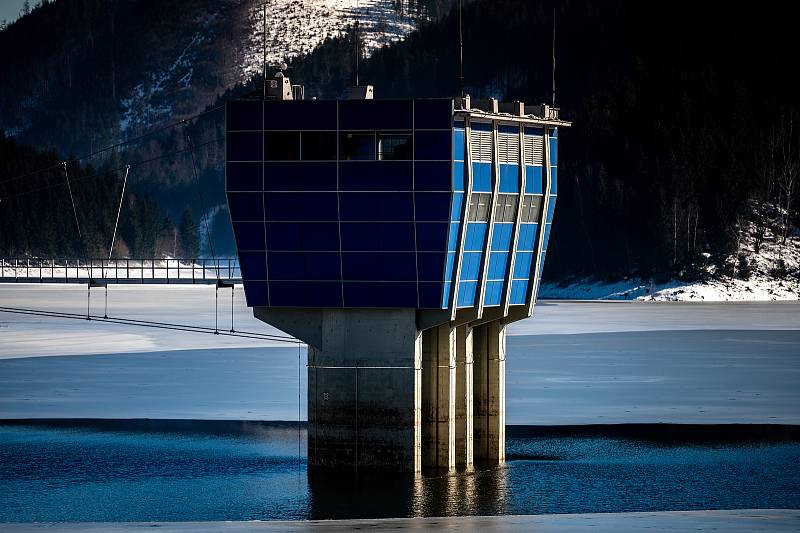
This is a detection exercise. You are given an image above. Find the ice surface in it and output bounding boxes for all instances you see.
[1,286,798,424]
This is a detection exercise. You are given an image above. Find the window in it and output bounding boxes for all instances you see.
[498,132,520,164]
[470,124,493,162]
[340,132,376,160]
[378,133,413,160]
[467,192,492,222]
[264,131,300,161]
[301,131,336,160]
[520,195,542,223]
[494,194,518,222]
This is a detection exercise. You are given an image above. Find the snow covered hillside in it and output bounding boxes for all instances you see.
[541,217,800,302]
[241,0,416,80]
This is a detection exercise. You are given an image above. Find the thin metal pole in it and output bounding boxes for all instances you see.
[104,285,108,319]
[552,8,556,107]
[459,0,464,97]
[109,165,129,260]
[63,162,89,268]
[230,285,235,332]
[214,286,219,334]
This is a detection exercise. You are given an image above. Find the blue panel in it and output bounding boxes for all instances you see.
[227,101,262,131]
[464,223,486,251]
[510,279,528,305]
[457,281,477,307]
[264,162,337,191]
[266,222,339,251]
[264,100,337,130]
[339,192,414,221]
[491,223,513,251]
[550,138,558,164]
[453,162,466,191]
[513,251,534,279]
[450,192,464,222]
[525,166,543,194]
[498,124,518,135]
[264,192,338,221]
[487,252,508,280]
[499,164,518,193]
[460,251,482,280]
[419,282,444,309]
[441,281,452,308]
[239,252,268,280]
[517,223,538,251]
[550,167,557,194]
[543,223,552,250]
[341,222,415,251]
[472,162,492,192]
[448,223,460,251]
[339,100,413,130]
[483,280,503,306]
[226,131,262,161]
[445,251,456,280]
[524,127,544,136]
[269,281,342,307]
[453,129,465,161]
[341,252,417,281]
[472,122,491,132]
[267,251,341,281]
[414,161,451,191]
[233,222,265,251]
[550,128,558,138]
[418,252,446,282]
[339,161,413,191]
[546,196,557,223]
[414,99,453,130]
[226,162,262,192]
[242,280,268,307]
[343,282,418,307]
[228,192,264,221]
[414,131,451,161]
[538,252,546,278]
[414,192,451,222]
[416,222,448,252]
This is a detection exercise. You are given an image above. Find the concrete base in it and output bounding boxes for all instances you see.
[254,307,506,471]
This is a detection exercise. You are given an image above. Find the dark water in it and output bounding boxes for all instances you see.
[1,421,799,522]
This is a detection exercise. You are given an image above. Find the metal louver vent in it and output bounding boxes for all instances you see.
[498,133,520,164]
[470,129,493,163]
[523,135,544,166]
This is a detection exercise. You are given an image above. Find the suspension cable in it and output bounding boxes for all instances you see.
[0,305,300,343]
[109,165,129,260]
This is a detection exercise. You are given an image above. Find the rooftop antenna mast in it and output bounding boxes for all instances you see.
[551,8,556,107]
[262,1,268,99]
[459,0,465,97]
[355,0,360,86]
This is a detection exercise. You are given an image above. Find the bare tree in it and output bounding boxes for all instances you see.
[777,113,799,247]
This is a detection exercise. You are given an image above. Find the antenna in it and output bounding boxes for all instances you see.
[459,0,464,97]
[354,1,360,86]
[262,1,268,99]
[551,8,556,107]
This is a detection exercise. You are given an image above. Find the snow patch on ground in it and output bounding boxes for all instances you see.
[241,0,416,80]
[542,218,800,302]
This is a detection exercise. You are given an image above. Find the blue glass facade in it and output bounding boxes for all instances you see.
[226,98,560,310]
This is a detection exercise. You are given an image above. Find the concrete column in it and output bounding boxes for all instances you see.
[421,324,456,470]
[473,320,506,464]
[306,308,421,471]
[455,324,474,467]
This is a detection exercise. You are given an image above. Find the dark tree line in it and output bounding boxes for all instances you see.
[0,131,201,258]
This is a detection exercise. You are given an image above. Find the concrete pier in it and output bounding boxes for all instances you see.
[255,307,507,471]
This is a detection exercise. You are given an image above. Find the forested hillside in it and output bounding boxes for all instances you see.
[1,0,798,284]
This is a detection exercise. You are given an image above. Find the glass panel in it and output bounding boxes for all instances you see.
[521,195,542,223]
[301,131,336,160]
[378,133,413,160]
[264,131,300,161]
[340,132,376,160]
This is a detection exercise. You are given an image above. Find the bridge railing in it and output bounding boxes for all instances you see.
[0,258,241,284]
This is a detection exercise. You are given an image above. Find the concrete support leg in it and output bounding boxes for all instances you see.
[421,324,456,470]
[306,309,421,471]
[455,324,474,468]
[473,320,506,465]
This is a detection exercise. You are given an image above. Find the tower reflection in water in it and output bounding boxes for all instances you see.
[307,466,507,520]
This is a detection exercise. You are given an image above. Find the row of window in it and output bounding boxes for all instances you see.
[464,193,538,223]
[256,131,414,161]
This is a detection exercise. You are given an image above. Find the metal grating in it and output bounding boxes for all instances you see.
[470,129,493,162]
[498,133,520,164]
